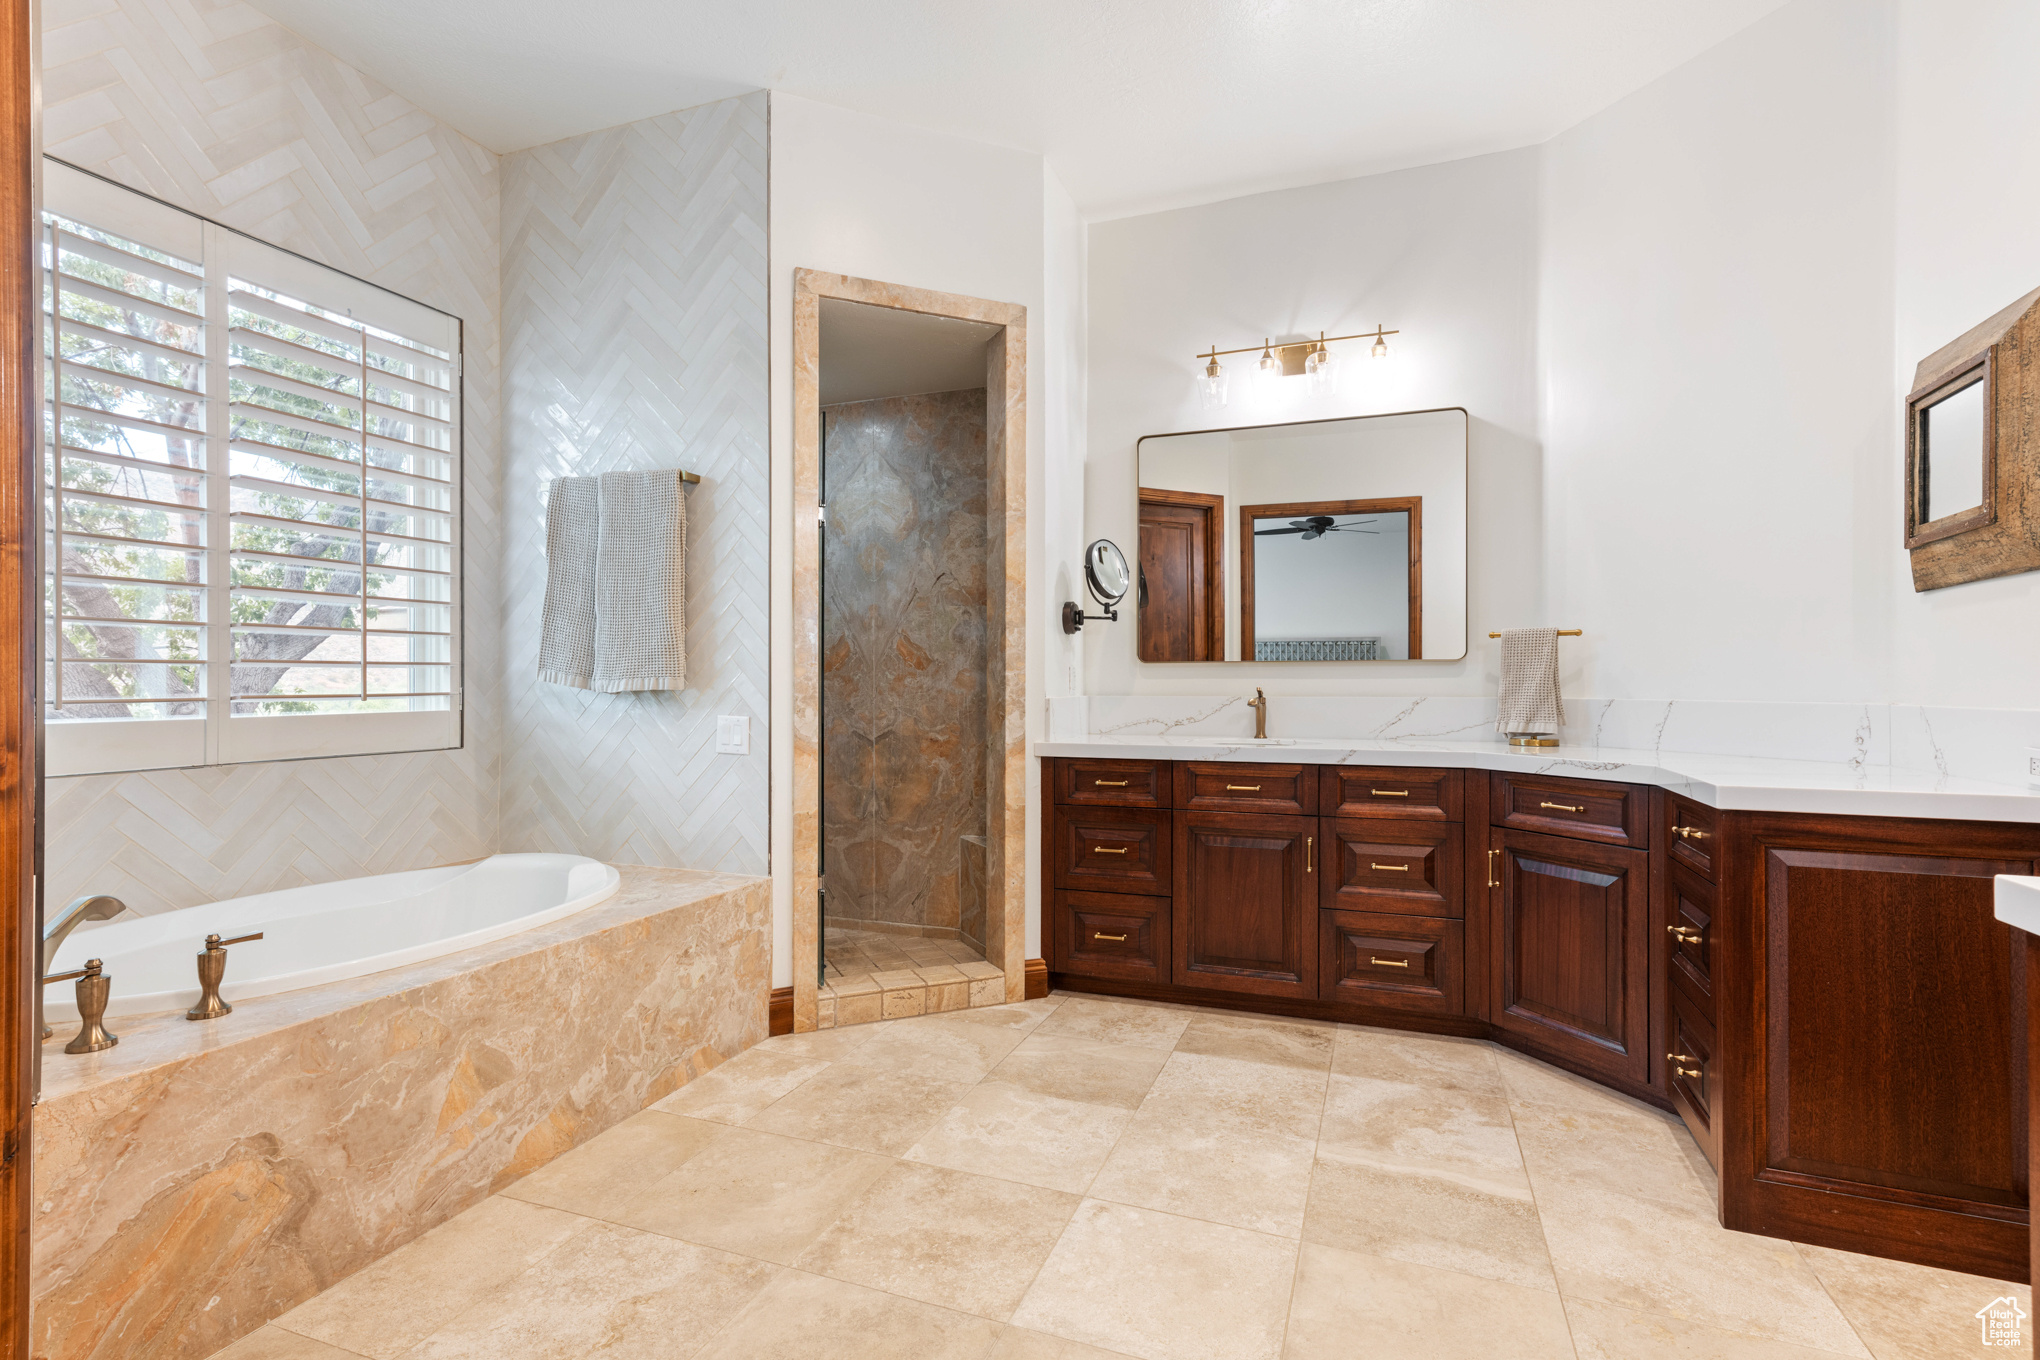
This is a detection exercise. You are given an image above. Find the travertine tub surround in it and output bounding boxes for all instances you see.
[32,866,770,1360]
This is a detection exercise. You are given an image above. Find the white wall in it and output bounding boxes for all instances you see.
[768,93,1059,982]
[1086,148,1542,697]
[1539,0,1896,707]
[1888,0,2040,710]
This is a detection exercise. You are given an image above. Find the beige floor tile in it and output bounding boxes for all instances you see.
[754,1022,879,1062]
[1173,1012,1335,1071]
[1031,994,1194,1051]
[905,1080,1134,1193]
[274,1197,586,1359]
[651,1045,830,1124]
[403,1222,777,1359]
[1137,1050,1329,1140]
[1565,1295,1876,1359]
[1302,1157,1555,1291]
[1536,1173,1869,1355]
[1088,1104,1316,1237]
[207,1328,365,1360]
[1511,1096,1714,1211]
[986,1326,1141,1359]
[746,1061,976,1156]
[796,1161,1080,1320]
[1496,1044,1660,1116]
[984,1032,1170,1110]
[615,1123,892,1265]
[1797,1241,2029,1359]
[851,1011,1033,1082]
[1332,1027,1504,1095]
[697,1268,1004,1359]
[503,1109,720,1220]
[959,959,1007,980]
[1283,1243,1575,1359]
[1316,1074,1528,1193]
[1011,1199,1298,1360]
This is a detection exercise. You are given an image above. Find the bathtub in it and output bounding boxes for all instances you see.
[43,853,621,1023]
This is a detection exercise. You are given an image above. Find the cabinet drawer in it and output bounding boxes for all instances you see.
[1053,807,1172,895]
[1176,762,1317,815]
[1667,976,1718,1169]
[1666,793,1718,878]
[1321,818,1463,918]
[1057,759,1169,808]
[1321,766,1462,821]
[1320,910,1463,1016]
[1491,772,1648,849]
[1052,890,1168,985]
[1666,858,1714,1000]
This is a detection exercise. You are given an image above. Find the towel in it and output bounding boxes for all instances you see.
[537,476,598,689]
[537,470,687,692]
[1495,627,1563,735]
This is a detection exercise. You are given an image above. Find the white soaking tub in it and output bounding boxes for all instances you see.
[43,853,621,1023]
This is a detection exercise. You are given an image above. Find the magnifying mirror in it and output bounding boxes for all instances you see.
[1063,538,1129,633]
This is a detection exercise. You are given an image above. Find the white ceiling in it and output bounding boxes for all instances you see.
[244,0,1790,219]
[819,299,998,407]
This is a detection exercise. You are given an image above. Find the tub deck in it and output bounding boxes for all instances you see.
[31,864,770,1360]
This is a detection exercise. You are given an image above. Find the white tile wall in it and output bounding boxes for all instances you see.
[497,94,771,873]
[40,0,503,914]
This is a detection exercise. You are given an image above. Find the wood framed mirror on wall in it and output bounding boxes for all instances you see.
[1905,284,2040,591]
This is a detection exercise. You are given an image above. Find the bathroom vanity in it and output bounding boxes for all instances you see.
[1040,744,2036,1283]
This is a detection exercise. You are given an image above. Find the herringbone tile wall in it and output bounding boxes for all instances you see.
[498,95,771,873]
[40,0,505,914]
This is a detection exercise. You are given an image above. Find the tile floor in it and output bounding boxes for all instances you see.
[822,923,1006,1024]
[214,992,2030,1360]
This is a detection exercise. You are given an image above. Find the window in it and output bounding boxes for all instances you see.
[42,161,462,776]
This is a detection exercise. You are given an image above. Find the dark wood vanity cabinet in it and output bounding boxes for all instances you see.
[1044,755,2036,1281]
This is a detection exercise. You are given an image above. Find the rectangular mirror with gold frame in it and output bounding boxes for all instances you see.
[1134,408,1466,662]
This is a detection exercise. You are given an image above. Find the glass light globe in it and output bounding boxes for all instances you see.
[1305,343,1338,394]
[1197,358,1229,408]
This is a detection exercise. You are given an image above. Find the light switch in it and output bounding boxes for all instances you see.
[717,715,751,756]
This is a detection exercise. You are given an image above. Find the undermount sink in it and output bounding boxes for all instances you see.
[1994,875,2040,936]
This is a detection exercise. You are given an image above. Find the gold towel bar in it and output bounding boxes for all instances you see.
[1488,629,1582,637]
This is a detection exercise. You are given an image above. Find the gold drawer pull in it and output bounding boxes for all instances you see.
[1092,846,1129,855]
[1487,848,1499,888]
[1093,932,1128,943]
[1539,801,1584,813]
[1370,862,1410,872]
[1370,789,1410,797]
[1225,783,1263,792]
[1668,1053,1702,1079]
[1370,956,1411,969]
[1668,925,1702,944]
[1093,779,1130,788]
[1674,825,1711,840]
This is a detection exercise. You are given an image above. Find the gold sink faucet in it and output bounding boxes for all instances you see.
[1248,688,1268,739]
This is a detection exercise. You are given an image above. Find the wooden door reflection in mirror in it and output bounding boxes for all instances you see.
[1240,497,1422,661]
[1137,488,1223,661]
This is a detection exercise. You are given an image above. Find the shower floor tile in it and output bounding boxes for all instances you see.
[823,925,1004,1025]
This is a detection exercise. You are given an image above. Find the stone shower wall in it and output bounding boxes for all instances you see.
[821,390,989,942]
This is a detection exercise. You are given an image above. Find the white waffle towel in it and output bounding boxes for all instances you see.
[1496,627,1562,735]
[538,470,687,692]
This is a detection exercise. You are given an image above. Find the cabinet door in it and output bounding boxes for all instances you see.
[1172,810,1318,1000]
[1489,828,1650,1086]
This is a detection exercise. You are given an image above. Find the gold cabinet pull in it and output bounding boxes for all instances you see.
[1674,825,1711,840]
[1668,925,1702,943]
[1370,956,1411,969]
[1093,932,1128,942]
[1539,801,1585,813]
[1092,846,1129,855]
[1093,779,1130,788]
[1305,836,1314,873]
[1370,862,1410,872]
[1487,848,1499,888]
[1668,1053,1702,1079]
[1370,789,1410,797]
[1225,783,1263,792]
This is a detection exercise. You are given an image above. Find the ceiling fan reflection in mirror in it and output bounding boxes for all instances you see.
[1253,515,1379,540]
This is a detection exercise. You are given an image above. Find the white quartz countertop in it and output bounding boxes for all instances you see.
[1035,733,2040,823]
[1996,876,2040,934]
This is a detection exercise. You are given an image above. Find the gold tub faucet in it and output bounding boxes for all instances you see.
[43,958,116,1054]
[188,932,264,1021]
[41,893,126,1039]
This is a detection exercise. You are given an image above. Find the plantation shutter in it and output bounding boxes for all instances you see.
[43,161,462,776]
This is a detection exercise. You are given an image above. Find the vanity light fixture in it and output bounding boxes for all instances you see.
[1192,325,1399,396]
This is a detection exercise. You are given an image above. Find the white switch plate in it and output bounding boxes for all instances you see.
[717,715,751,756]
[2027,747,2040,787]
